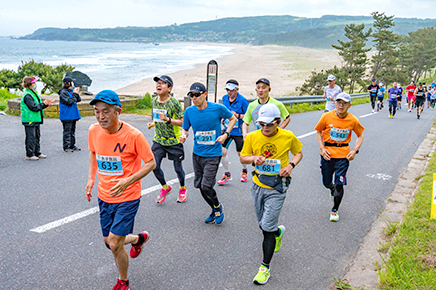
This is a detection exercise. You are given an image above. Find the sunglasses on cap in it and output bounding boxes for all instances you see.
[258,121,277,128]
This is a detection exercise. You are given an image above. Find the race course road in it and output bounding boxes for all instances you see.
[0,101,434,290]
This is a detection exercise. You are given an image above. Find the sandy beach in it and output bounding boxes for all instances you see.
[115,43,342,100]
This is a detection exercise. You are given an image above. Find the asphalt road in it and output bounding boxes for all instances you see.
[0,101,434,290]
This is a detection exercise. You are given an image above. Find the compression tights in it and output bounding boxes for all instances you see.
[200,185,219,208]
[262,228,281,265]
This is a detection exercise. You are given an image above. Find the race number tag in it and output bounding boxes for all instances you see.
[372,89,377,93]
[195,130,216,145]
[330,127,349,142]
[152,109,167,122]
[390,94,397,99]
[224,119,238,129]
[417,92,423,97]
[256,159,281,175]
[97,155,123,176]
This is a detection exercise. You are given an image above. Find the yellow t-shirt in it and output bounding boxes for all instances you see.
[314,110,364,158]
[88,122,154,203]
[241,128,303,188]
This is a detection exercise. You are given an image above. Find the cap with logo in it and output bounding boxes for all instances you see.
[335,92,351,103]
[90,90,122,107]
[256,103,280,124]
[153,75,173,87]
[256,78,270,86]
[327,75,336,81]
[189,82,206,94]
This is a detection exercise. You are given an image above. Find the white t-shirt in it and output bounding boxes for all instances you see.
[324,85,342,111]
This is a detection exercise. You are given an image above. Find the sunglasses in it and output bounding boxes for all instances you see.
[258,121,277,127]
[188,92,202,98]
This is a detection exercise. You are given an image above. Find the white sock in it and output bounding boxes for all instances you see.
[222,155,230,173]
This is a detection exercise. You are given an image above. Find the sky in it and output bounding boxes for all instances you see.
[1,0,435,37]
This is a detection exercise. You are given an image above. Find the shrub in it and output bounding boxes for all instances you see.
[137,92,152,109]
[0,89,19,111]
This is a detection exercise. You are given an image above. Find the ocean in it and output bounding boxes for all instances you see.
[0,38,234,94]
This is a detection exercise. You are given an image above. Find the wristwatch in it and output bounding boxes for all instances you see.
[166,117,172,124]
[353,148,359,154]
[289,162,296,168]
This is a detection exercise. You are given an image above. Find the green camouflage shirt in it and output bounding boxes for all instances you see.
[152,96,184,146]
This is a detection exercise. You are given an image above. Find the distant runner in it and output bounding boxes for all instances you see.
[147,75,187,203]
[217,79,250,185]
[414,82,426,119]
[367,79,379,113]
[396,83,403,110]
[86,90,156,290]
[430,85,436,109]
[240,103,303,285]
[406,81,416,112]
[315,92,364,222]
[180,82,236,224]
[387,82,400,119]
[242,78,290,140]
[377,83,385,111]
[322,75,342,113]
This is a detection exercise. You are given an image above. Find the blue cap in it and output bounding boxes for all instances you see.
[153,75,173,87]
[256,78,270,86]
[189,82,206,94]
[90,90,122,107]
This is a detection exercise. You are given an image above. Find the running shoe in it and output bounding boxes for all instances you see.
[253,265,270,285]
[112,279,129,290]
[130,231,149,258]
[214,203,225,224]
[71,146,81,151]
[217,173,232,185]
[25,156,39,161]
[64,148,74,153]
[372,109,374,113]
[418,115,420,119]
[37,154,47,159]
[177,187,187,203]
[156,185,172,203]
[274,225,286,252]
[240,172,248,182]
[330,210,339,222]
[388,114,392,118]
[205,209,215,224]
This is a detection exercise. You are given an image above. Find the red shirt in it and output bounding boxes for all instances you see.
[406,85,416,97]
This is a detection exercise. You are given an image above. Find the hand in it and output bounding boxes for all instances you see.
[279,164,293,177]
[216,135,226,144]
[43,99,54,105]
[180,134,187,144]
[321,147,331,161]
[85,179,94,202]
[346,150,356,161]
[109,178,131,197]
[253,156,266,166]
[147,122,155,129]
[73,87,80,94]
[159,112,168,122]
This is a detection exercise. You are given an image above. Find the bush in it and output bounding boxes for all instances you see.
[137,93,152,109]
[0,89,19,111]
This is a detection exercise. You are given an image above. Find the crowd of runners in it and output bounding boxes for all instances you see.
[24,72,436,288]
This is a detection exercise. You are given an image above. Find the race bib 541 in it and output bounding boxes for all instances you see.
[330,127,349,142]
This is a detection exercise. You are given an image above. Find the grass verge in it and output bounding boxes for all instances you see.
[286,97,371,114]
[378,119,436,289]
[0,89,20,111]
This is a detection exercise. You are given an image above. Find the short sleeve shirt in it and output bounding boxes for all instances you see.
[367,84,379,97]
[406,85,416,97]
[152,96,184,146]
[243,97,290,129]
[314,110,365,159]
[182,102,233,157]
[88,122,154,203]
[241,128,303,189]
[388,87,400,101]
[222,92,249,136]
[324,85,342,111]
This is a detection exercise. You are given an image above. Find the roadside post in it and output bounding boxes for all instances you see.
[431,173,436,219]
[207,60,218,103]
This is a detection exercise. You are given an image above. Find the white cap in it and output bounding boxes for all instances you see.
[225,82,238,91]
[327,75,335,81]
[335,92,351,103]
[256,103,280,124]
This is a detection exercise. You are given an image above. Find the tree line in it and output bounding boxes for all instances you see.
[0,60,74,94]
[298,12,436,95]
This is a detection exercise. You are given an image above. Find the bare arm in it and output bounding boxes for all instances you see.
[217,115,237,144]
[346,133,364,161]
[85,151,98,202]
[279,151,303,177]
[242,122,249,140]
[180,129,189,144]
[280,116,290,129]
[316,130,331,161]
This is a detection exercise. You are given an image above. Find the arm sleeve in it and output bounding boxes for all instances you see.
[73,92,81,103]
[23,94,47,112]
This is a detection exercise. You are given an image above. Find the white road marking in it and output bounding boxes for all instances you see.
[297,131,316,139]
[359,112,376,118]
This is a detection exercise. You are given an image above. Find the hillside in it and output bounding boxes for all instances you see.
[18,15,436,48]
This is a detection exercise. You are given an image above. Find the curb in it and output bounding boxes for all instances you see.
[342,124,436,289]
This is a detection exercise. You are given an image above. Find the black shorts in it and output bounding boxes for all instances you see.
[222,135,244,152]
[192,153,221,189]
[416,97,425,108]
[152,141,185,161]
[377,97,384,102]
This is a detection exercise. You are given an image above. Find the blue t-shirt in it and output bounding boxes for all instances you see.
[183,102,233,157]
[222,92,249,136]
[378,87,385,96]
[388,87,400,101]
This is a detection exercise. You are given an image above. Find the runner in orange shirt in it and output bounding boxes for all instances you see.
[85,90,156,290]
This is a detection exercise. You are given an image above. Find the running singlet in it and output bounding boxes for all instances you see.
[183,102,233,157]
[324,85,342,111]
[241,128,303,189]
[416,88,425,98]
[314,110,365,159]
[243,97,289,130]
[367,85,379,97]
[88,122,154,203]
[152,96,184,146]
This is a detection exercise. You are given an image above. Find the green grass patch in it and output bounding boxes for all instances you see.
[286,97,371,114]
[378,137,436,289]
[0,89,20,111]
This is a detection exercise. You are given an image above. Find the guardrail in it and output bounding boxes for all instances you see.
[218,92,370,107]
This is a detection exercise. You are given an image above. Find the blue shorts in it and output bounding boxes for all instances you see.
[320,156,349,186]
[98,198,140,237]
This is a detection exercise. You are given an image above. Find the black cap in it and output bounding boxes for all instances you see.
[189,82,206,94]
[419,82,423,85]
[372,79,376,82]
[63,76,76,83]
[226,79,239,86]
[153,75,173,87]
[256,78,270,86]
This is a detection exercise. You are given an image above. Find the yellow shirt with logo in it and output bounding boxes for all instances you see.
[241,128,303,189]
